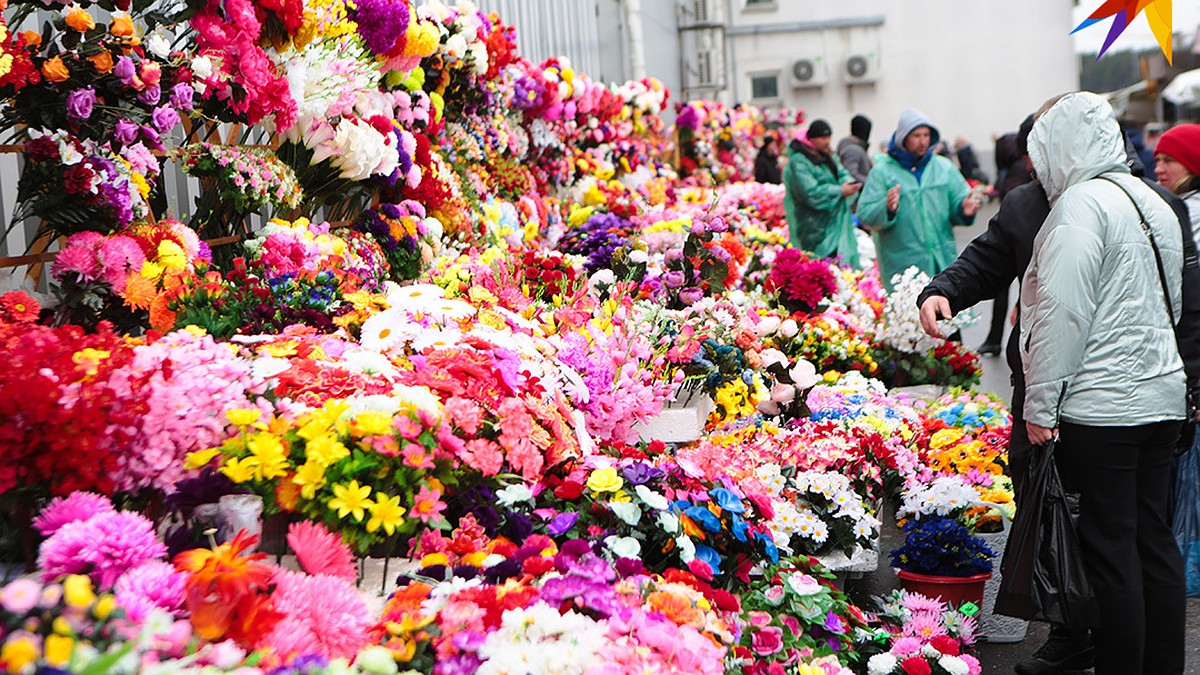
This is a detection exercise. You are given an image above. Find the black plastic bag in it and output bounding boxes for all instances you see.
[994,439,1097,626]
[1174,442,1200,597]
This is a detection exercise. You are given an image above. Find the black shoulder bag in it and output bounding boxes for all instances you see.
[1100,175,1198,452]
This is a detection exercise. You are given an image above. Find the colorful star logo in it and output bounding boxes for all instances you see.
[1073,0,1174,64]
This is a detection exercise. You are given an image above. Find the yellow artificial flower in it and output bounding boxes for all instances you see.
[63,575,96,608]
[305,433,349,466]
[293,461,328,500]
[156,240,187,270]
[586,467,624,493]
[92,594,115,620]
[329,480,372,521]
[365,493,406,535]
[43,634,73,667]
[352,411,392,437]
[220,457,258,483]
[246,432,289,480]
[930,428,966,450]
[73,348,110,377]
[1,635,38,673]
[226,408,264,428]
[184,448,220,469]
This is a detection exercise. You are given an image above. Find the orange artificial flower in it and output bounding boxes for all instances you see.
[174,531,281,644]
[109,13,135,39]
[65,7,95,32]
[42,56,70,83]
[648,590,704,628]
[121,273,157,310]
[87,51,113,74]
[20,31,41,48]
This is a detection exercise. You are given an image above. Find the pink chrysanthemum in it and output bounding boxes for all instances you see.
[259,569,371,660]
[98,235,146,292]
[286,521,357,583]
[38,511,166,590]
[114,560,187,622]
[51,234,102,282]
[33,492,116,537]
[899,591,946,615]
[891,636,924,656]
[901,611,949,642]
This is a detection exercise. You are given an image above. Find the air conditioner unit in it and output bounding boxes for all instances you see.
[844,52,880,84]
[790,57,828,88]
[692,49,718,88]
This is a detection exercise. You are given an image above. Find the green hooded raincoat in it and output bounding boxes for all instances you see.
[858,109,974,290]
[783,144,861,268]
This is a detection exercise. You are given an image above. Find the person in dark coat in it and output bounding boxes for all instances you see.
[754,135,782,184]
[837,114,874,184]
[954,136,989,184]
[976,115,1037,356]
[916,123,1200,675]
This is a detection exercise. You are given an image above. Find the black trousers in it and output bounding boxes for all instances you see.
[1056,420,1186,675]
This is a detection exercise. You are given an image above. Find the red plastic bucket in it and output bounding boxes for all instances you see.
[896,570,992,607]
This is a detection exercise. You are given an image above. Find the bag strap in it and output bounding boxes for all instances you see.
[1098,175,1176,327]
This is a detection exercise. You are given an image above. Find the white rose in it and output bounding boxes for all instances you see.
[759,348,788,368]
[604,535,641,559]
[755,315,781,337]
[495,484,534,507]
[770,383,796,403]
[628,249,649,264]
[659,511,680,535]
[780,318,799,338]
[608,500,642,526]
[789,359,821,389]
[634,485,669,510]
[145,33,171,59]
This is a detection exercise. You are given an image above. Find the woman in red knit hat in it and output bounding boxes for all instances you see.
[1154,124,1200,239]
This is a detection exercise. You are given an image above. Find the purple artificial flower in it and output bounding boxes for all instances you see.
[621,461,664,486]
[710,245,732,264]
[352,0,409,55]
[707,216,728,233]
[450,630,486,653]
[824,610,848,635]
[151,104,180,133]
[545,511,579,536]
[139,125,164,151]
[114,56,136,85]
[169,82,195,112]
[113,118,140,145]
[66,87,96,120]
[663,270,685,289]
[138,84,161,106]
[679,287,705,305]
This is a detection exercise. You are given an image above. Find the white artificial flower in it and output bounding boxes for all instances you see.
[359,308,417,353]
[789,359,822,389]
[779,318,799,338]
[759,347,788,368]
[675,534,696,563]
[330,118,398,181]
[386,282,445,306]
[340,394,401,421]
[939,655,970,675]
[145,32,171,59]
[250,356,291,382]
[755,316,782,337]
[770,383,797,404]
[191,55,213,79]
[421,298,476,323]
[867,653,898,675]
[607,501,642,526]
[496,484,535,507]
[786,572,823,596]
[628,249,649,264]
[391,384,443,418]
[659,511,681,535]
[634,485,669,510]
[604,535,641,559]
[409,327,463,352]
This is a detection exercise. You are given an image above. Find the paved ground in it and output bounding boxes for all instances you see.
[845,202,1200,673]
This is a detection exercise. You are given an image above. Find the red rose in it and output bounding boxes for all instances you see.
[750,626,784,656]
[554,480,585,500]
[900,656,932,675]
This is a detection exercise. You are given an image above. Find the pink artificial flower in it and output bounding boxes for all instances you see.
[460,438,503,475]
[410,485,447,524]
[33,492,116,537]
[891,636,923,656]
[0,579,43,614]
[443,396,482,435]
[39,511,166,590]
[286,521,357,583]
[260,570,371,660]
[52,233,103,282]
[114,560,186,622]
[901,611,948,642]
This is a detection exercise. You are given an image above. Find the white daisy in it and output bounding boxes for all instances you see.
[421,298,477,323]
[385,281,445,307]
[409,326,463,352]
[359,308,416,352]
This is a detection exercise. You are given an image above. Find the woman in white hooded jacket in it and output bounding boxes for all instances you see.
[1021,92,1186,675]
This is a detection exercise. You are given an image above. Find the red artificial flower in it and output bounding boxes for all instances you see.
[0,290,40,323]
[929,634,961,656]
[900,656,933,675]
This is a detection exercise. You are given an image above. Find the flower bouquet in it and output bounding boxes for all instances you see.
[177,143,303,239]
[731,556,865,673]
[861,590,982,675]
[764,248,838,316]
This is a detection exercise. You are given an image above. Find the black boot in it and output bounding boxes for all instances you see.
[1013,626,1094,674]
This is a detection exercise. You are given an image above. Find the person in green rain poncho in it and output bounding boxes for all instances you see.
[783,119,863,268]
[858,108,982,290]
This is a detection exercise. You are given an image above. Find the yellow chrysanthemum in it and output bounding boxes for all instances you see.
[293,461,328,500]
[305,433,349,466]
[247,433,289,480]
[156,240,187,270]
[352,411,392,437]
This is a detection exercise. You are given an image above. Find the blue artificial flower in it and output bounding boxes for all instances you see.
[709,487,746,514]
[754,531,779,564]
[684,505,724,533]
[730,513,750,542]
[693,543,723,575]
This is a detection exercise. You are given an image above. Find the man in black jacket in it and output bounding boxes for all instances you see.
[916,128,1200,675]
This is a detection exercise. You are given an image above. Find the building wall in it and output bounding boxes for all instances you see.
[724,0,1080,166]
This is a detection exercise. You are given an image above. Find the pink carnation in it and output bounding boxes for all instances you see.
[259,569,371,660]
[114,560,187,622]
[33,492,116,537]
